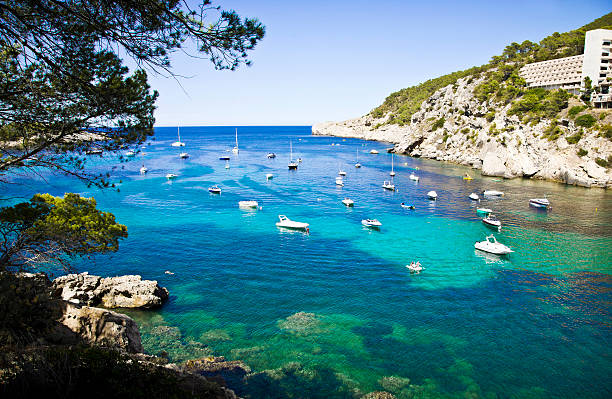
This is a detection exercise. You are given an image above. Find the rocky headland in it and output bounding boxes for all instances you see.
[313,76,611,188]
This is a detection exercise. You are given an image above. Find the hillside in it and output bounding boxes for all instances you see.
[313,13,612,188]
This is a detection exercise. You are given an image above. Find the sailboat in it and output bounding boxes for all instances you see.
[288,140,298,169]
[171,127,185,147]
[390,153,396,176]
[232,128,239,154]
[355,149,361,168]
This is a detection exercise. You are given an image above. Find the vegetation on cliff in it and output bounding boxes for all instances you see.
[371,12,612,126]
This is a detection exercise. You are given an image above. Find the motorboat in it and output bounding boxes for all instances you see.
[370,149,379,154]
[165,173,178,179]
[139,165,148,174]
[126,150,136,157]
[469,193,479,201]
[482,214,501,229]
[238,200,259,209]
[336,177,344,186]
[232,128,239,154]
[389,153,396,176]
[529,197,550,209]
[401,203,415,210]
[85,149,103,155]
[476,207,492,215]
[427,191,437,200]
[276,215,309,231]
[409,173,419,181]
[382,181,395,191]
[406,261,424,273]
[288,140,298,169]
[219,155,230,161]
[266,173,274,180]
[483,190,504,196]
[179,152,189,159]
[171,127,185,147]
[225,161,230,169]
[208,185,221,194]
[361,219,382,228]
[267,153,276,159]
[474,235,513,255]
[338,170,347,176]
[342,198,354,207]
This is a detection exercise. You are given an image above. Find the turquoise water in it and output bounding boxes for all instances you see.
[3,126,612,398]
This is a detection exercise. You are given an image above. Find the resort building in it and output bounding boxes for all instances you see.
[519,29,612,108]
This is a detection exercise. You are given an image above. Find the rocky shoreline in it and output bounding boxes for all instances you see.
[313,76,611,188]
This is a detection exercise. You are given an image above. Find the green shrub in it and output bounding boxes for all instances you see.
[431,117,445,131]
[598,124,612,140]
[542,122,562,141]
[485,111,496,122]
[575,114,596,128]
[565,131,582,144]
[461,127,470,134]
[595,157,609,168]
[599,112,606,120]
[488,122,499,136]
[568,105,586,118]
[577,148,588,157]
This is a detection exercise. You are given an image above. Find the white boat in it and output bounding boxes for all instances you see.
[139,165,148,174]
[482,214,501,229]
[483,190,504,197]
[232,128,239,154]
[225,161,230,169]
[389,153,396,176]
[166,173,178,179]
[529,197,550,208]
[266,173,274,180]
[179,152,189,159]
[238,200,259,209]
[355,149,361,168]
[267,153,276,158]
[276,215,309,230]
[382,181,395,191]
[409,173,419,181]
[476,207,492,215]
[288,140,298,169]
[370,149,379,154]
[126,150,136,157]
[338,170,346,176]
[336,177,344,186]
[219,155,230,161]
[474,235,513,255]
[406,261,424,273]
[86,149,103,155]
[208,185,221,194]
[400,203,415,210]
[427,191,437,200]
[171,127,185,147]
[361,219,382,228]
[342,198,354,207]
[469,193,479,201]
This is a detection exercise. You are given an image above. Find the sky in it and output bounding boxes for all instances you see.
[144,0,611,126]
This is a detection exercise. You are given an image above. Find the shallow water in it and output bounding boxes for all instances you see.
[3,126,611,398]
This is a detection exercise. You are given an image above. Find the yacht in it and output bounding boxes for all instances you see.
[427,191,437,200]
[482,214,501,229]
[342,198,354,207]
[409,173,419,181]
[267,152,276,159]
[336,177,344,186]
[276,215,309,231]
[483,190,504,197]
[208,185,222,194]
[238,200,259,209]
[219,155,230,161]
[476,207,492,215]
[165,173,178,179]
[288,140,298,169]
[382,181,395,191]
[529,197,550,209]
[474,235,513,255]
[370,149,379,154]
[171,127,185,147]
[469,193,479,200]
[179,152,189,159]
[361,219,382,228]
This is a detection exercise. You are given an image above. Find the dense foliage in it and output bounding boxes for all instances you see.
[0,0,265,186]
[0,194,127,271]
[372,12,612,125]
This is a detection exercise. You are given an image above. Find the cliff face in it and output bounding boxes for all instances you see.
[313,76,612,188]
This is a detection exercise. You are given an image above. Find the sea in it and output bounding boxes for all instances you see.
[3,126,611,398]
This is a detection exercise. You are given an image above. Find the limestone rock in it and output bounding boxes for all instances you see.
[361,392,397,399]
[53,272,169,309]
[481,152,505,177]
[59,301,143,353]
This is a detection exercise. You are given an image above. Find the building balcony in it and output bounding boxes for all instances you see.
[592,93,612,103]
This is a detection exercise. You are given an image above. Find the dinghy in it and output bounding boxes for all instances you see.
[409,173,419,181]
[238,200,259,209]
[427,191,437,200]
[469,193,479,201]
[361,219,382,228]
[482,214,501,230]
[406,261,424,273]
[529,197,550,209]
[165,173,178,179]
[342,198,354,207]
[474,235,513,255]
[208,185,221,194]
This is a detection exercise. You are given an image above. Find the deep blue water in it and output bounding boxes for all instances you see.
[2,126,611,398]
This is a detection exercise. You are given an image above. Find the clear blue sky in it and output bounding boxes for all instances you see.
[146,0,611,126]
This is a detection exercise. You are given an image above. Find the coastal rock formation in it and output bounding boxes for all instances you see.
[58,301,143,353]
[361,392,397,399]
[53,272,169,309]
[313,76,612,188]
[183,356,251,392]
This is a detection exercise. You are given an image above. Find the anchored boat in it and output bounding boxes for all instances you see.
[276,215,309,231]
[474,235,513,255]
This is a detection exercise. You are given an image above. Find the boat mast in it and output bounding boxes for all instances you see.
[235,128,238,149]
[290,140,293,161]
[391,153,394,173]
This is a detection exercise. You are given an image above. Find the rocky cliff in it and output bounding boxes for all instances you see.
[313,76,611,188]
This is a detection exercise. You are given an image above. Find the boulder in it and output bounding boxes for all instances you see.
[53,272,169,309]
[481,152,505,177]
[59,301,143,353]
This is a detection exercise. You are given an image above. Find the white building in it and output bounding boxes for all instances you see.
[519,28,612,107]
